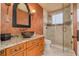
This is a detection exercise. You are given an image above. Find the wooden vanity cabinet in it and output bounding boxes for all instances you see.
[0,37,44,56]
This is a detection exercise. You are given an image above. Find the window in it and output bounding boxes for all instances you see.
[52,12,63,24]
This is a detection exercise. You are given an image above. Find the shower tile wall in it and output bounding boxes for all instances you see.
[46,25,63,46]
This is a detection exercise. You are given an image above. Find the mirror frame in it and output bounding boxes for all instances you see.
[12,3,31,28]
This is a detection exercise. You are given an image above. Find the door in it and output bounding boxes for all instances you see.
[63,4,72,51]
[63,4,77,55]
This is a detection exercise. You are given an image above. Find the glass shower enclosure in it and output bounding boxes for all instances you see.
[46,3,73,52]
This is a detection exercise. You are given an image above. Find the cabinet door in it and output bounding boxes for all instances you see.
[24,50,27,56]
[26,50,34,56]
[26,48,38,56]
[14,51,24,56]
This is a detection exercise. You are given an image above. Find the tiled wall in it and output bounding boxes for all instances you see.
[46,25,63,46]
[1,3,43,35]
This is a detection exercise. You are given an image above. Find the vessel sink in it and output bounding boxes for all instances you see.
[21,32,34,38]
[0,33,12,41]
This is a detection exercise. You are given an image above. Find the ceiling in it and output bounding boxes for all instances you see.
[39,3,63,12]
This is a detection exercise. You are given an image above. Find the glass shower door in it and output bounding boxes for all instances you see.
[63,4,72,51]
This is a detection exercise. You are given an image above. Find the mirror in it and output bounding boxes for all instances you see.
[13,3,31,28]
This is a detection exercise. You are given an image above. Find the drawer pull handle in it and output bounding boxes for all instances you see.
[14,49,17,52]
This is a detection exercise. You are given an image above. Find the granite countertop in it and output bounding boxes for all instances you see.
[0,35,44,51]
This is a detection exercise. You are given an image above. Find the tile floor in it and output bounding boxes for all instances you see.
[43,44,75,56]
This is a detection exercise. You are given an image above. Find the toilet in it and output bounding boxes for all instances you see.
[45,39,51,49]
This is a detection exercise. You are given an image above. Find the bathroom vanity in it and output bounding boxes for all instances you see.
[0,35,44,56]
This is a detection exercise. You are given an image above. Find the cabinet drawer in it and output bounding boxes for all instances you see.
[6,43,24,56]
[26,40,39,49]
[25,41,33,49]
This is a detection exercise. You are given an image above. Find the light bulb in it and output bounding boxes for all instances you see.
[31,9,36,14]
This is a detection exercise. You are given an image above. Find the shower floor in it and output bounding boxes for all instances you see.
[43,44,75,56]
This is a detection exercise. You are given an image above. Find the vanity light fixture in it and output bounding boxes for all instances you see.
[31,9,36,14]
